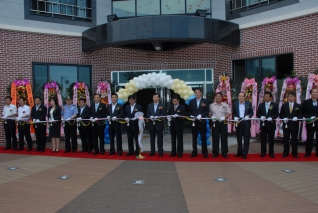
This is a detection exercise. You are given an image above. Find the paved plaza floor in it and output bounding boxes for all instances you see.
[0,134,317,213]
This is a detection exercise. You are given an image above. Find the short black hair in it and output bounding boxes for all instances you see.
[215,92,223,97]
[4,96,12,101]
[264,91,273,98]
[310,88,318,94]
[194,88,202,93]
[79,98,86,102]
[172,95,180,101]
[19,97,26,102]
[128,95,135,100]
[94,93,101,98]
[153,93,160,98]
[35,96,42,101]
[237,92,245,97]
[49,97,59,106]
[287,91,296,97]
[111,93,118,98]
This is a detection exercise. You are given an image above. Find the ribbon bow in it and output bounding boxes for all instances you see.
[286,77,299,85]
[244,78,255,86]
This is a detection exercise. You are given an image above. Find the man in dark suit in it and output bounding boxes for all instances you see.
[90,94,108,155]
[108,93,124,156]
[256,91,279,158]
[168,95,186,158]
[280,91,302,158]
[189,88,210,158]
[232,92,254,159]
[302,88,318,157]
[124,95,142,156]
[147,93,166,157]
[31,97,47,152]
[77,98,92,153]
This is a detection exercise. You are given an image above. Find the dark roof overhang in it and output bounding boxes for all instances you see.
[82,15,240,52]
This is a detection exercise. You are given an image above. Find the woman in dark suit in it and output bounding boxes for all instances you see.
[48,98,61,152]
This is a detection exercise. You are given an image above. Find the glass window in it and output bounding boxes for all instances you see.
[161,0,185,14]
[49,65,77,97]
[33,65,48,98]
[60,0,76,16]
[261,57,275,77]
[137,0,160,16]
[78,66,91,87]
[113,0,136,18]
[112,72,118,83]
[186,0,210,14]
[164,70,205,82]
[246,59,259,78]
[206,69,212,81]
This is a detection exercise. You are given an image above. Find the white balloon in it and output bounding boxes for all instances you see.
[128,87,134,93]
[123,98,128,102]
[122,92,128,99]
[166,75,172,80]
[118,94,123,99]
[180,80,185,84]
[125,83,130,88]
[133,77,138,82]
[174,79,180,84]
[177,89,183,94]
[175,84,181,89]
[181,84,187,89]
[168,79,174,86]
[150,77,156,83]
[189,90,194,96]
[184,95,189,100]
[163,82,168,87]
[135,82,141,89]
[170,84,175,90]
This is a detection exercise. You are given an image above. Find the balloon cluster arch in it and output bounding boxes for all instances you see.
[116,72,196,104]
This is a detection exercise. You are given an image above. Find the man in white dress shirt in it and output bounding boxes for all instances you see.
[1,96,17,150]
[16,98,33,151]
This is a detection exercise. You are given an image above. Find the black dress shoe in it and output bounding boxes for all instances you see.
[72,150,77,153]
[27,148,32,152]
[93,151,99,155]
[178,154,182,158]
[108,152,115,156]
[190,154,197,158]
[79,150,87,153]
[88,150,92,154]
[282,154,288,158]
[33,148,40,152]
[3,147,11,150]
[170,153,177,157]
[304,153,311,157]
[222,154,228,159]
[149,153,155,157]
[203,154,208,159]
[212,154,219,158]
[292,154,299,159]
[12,147,17,150]
[101,152,105,155]
[118,153,122,156]
[159,153,163,157]
[234,153,242,157]
[125,152,133,156]
[16,148,24,151]
[41,149,45,152]
[63,150,70,153]
[260,153,265,158]
[316,154,318,157]
[269,154,275,158]
[242,155,247,159]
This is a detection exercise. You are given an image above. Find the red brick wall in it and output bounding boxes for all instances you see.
[1,13,318,143]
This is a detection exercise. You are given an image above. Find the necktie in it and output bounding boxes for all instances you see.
[95,105,98,112]
[174,105,177,111]
[289,103,293,114]
[266,103,269,114]
[154,104,157,113]
[113,105,115,113]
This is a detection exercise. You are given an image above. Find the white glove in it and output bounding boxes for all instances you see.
[90,117,94,122]
[196,114,202,120]
[66,118,70,121]
[16,117,20,121]
[125,118,129,122]
[283,118,288,123]
[190,115,195,118]
[107,116,110,119]
[234,117,239,122]
[61,118,65,121]
[2,115,7,119]
[150,116,154,120]
[94,118,98,122]
[51,118,55,122]
[311,116,316,120]
[112,116,116,121]
[268,117,272,121]
[220,117,225,121]
[132,117,137,120]
[33,119,36,122]
[154,116,158,120]
[76,117,82,121]
[36,119,40,123]
[261,116,265,121]
[173,114,178,118]
[245,115,249,119]
[49,118,52,122]
[211,116,216,120]
[167,116,171,120]
[292,117,297,121]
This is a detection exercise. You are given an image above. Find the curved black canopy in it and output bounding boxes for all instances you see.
[82,15,240,52]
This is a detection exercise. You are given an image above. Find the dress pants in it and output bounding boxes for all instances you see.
[170,128,183,155]
[150,128,163,154]
[260,127,275,155]
[18,122,32,149]
[34,123,46,150]
[305,121,318,155]
[127,129,139,155]
[78,125,92,152]
[4,120,17,149]
[109,124,123,154]
[212,121,228,155]
[191,120,207,155]
[282,124,299,155]
[64,122,77,152]
[92,124,105,153]
[236,121,250,155]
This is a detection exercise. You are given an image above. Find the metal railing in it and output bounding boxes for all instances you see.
[230,0,278,12]
[30,0,92,20]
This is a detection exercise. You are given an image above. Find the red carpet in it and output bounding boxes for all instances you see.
[1,148,318,162]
